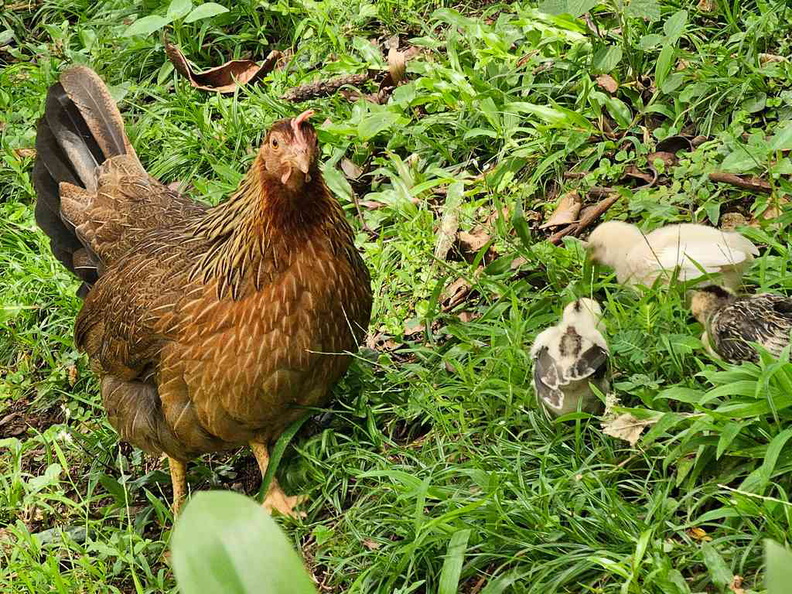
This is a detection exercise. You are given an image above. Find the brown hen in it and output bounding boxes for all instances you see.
[32,66,372,515]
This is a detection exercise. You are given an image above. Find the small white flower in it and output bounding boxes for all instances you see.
[57,430,73,443]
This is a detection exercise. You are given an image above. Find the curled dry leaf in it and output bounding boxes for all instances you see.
[340,158,364,180]
[686,527,712,542]
[13,147,36,159]
[759,53,787,66]
[655,135,693,154]
[596,74,618,94]
[601,413,656,446]
[362,539,381,551]
[697,0,716,11]
[441,276,473,312]
[729,575,745,594]
[623,165,656,186]
[165,41,281,94]
[456,228,498,263]
[540,191,582,229]
[365,331,404,353]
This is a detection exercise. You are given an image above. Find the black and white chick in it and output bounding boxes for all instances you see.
[691,285,792,363]
[530,298,609,416]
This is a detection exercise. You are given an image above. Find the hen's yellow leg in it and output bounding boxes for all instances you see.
[250,442,306,518]
[169,457,187,514]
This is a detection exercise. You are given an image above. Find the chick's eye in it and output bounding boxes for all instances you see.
[271,137,279,149]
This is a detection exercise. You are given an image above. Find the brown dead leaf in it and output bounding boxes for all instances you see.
[647,151,678,170]
[686,527,712,542]
[457,311,481,323]
[729,575,745,594]
[697,0,716,11]
[166,41,280,93]
[0,412,26,438]
[623,165,656,186]
[366,331,404,353]
[67,364,78,387]
[759,53,787,66]
[362,539,381,551]
[540,191,582,229]
[596,74,618,94]
[435,199,461,262]
[340,158,364,180]
[456,228,497,263]
[655,135,693,154]
[720,212,748,231]
[13,148,36,159]
[441,277,473,312]
[601,413,656,446]
[750,196,790,225]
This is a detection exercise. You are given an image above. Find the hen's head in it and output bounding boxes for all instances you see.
[258,110,318,192]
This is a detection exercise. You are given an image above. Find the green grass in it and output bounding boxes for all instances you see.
[2,0,792,592]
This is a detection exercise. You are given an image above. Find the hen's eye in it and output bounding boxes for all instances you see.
[271,137,279,149]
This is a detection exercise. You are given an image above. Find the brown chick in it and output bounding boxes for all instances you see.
[32,66,372,516]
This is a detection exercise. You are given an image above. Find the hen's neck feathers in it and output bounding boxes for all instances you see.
[189,156,350,300]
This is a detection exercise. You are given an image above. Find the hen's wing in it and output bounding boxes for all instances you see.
[533,345,565,410]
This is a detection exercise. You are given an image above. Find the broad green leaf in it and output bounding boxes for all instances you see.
[743,92,767,113]
[770,123,792,151]
[357,111,401,141]
[663,10,688,41]
[655,45,674,88]
[716,422,745,459]
[438,529,471,594]
[591,45,623,74]
[766,540,792,594]
[625,0,661,20]
[184,2,229,23]
[602,95,632,128]
[167,0,193,20]
[172,492,317,594]
[505,102,591,129]
[700,543,733,590]
[123,15,171,37]
[538,0,599,17]
[639,34,664,49]
[721,145,765,173]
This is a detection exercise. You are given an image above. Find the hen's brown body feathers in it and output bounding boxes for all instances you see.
[33,67,371,503]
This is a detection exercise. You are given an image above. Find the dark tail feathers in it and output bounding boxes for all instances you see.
[32,66,139,297]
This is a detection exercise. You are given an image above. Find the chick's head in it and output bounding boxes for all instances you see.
[690,285,735,324]
[563,298,605,330]
[259,110,318,192]
[586,221,643,268]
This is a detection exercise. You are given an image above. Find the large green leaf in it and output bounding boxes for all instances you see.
[538,0,599,17]
[766,540,792,594]
[184,2,229,23]
[438,529,471,594]
[171,491,317,594]
[123,15,171,37]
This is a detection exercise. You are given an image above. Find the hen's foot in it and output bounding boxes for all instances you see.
[262,480,306,518]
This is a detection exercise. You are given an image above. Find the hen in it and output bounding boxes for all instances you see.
[32,66,372,515]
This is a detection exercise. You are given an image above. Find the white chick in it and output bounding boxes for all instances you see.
[586,221,758,290]
[530,298,609,417]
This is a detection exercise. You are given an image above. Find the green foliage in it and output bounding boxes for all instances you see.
[172,492,316,594]
[2,0,792,592]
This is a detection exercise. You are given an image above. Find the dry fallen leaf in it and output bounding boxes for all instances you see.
[456,228,497,263]
[697,0,716,11]
[655,135,694,154]
[13,148,36,159]
[362,539,381,551]
[601,413,655,446]
[686,527,713,542]
[596,74,618,94]
[623,165,656,186]
[166,41,280,93]
[340,158,364,181]
[441,276,473,312]
[759,53,787,66]
[647,151,678,170]
[67,364,78,387]
[540,191,582,229]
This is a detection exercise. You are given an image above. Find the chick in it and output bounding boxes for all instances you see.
[531,298,609,416]
[691,286,792,363]
[586,221,758,289]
